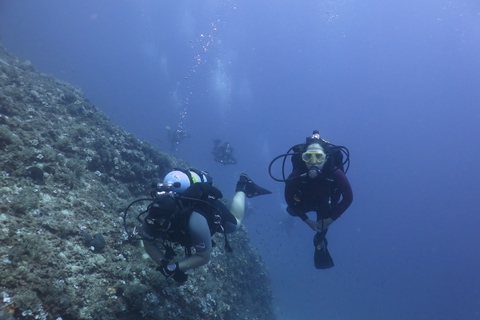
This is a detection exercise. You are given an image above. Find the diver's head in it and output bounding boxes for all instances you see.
[302,143,327,171]
[163,169,212,193]
[163,170,192,193]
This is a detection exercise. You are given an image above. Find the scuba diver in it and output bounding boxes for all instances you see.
[212,139,237,165]
[268,130,353,269]
[166,126,189,151]
[123,169,271,283]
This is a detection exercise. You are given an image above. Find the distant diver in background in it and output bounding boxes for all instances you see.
[166,126,189,151]
[269,130,353,269]
[212,139,237,165]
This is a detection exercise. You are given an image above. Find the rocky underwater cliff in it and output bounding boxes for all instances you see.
[0,44,274,320]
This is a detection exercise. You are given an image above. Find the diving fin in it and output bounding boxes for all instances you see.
[235,173,272,198]
[313,231,334,269]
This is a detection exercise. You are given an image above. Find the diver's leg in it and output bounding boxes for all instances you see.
[230,191,246,223]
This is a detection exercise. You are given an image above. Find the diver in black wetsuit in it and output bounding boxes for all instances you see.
[212,139,237,165]
[137,170,271,283]
[166,126,189,151]
[269,130,353,269]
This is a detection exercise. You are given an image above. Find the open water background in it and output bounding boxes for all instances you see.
[2,1,480,319]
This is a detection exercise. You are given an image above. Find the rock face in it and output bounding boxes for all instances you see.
[0,44,274,320]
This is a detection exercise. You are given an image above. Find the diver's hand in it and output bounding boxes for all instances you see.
[305,218,334,232]
[157,260,188,283]
[305,219,322,232]
[321,218,334,229]
[158,260,178,277]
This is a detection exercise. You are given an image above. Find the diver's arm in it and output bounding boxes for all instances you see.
[178,249,211,271]
[143,236,210,271]
[177,212,213,272]
[317,218,334,230]
[304,219,321,232]
[330,170,353,220]
[143,240,166,264]
[285,172,310,221]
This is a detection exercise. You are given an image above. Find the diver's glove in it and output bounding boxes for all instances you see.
[158,260,188,283]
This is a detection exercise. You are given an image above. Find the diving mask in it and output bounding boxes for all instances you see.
[301,151,326,164]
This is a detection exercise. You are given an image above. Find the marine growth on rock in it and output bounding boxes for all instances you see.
[0,44,274,320]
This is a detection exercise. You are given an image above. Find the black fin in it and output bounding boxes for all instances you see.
[246,183,272,198]
[313,232,334,269]
[236,173,272,198]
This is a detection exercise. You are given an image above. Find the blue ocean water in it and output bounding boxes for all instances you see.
[2,1,480,319]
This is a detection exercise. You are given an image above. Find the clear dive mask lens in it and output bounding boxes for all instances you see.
[301,151,326,164]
